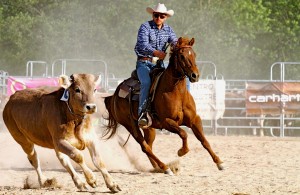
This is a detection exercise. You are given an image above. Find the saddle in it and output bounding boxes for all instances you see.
[118,68,165,102]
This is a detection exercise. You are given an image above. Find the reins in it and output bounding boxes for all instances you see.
[167,45,193,80]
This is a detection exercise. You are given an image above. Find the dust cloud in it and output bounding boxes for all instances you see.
[0,124,150,187]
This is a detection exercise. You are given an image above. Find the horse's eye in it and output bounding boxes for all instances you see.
[75,88,81,93]
[94,89,97,93]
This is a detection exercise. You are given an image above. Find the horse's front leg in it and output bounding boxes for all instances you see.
[190,115,224,170]
[164,118,189,157]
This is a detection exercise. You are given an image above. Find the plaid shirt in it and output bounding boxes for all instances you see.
[134,20,177,58]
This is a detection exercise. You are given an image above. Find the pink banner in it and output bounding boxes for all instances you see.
[7,76,59,96]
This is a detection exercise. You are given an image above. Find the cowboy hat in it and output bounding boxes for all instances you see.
[146,3,174,17]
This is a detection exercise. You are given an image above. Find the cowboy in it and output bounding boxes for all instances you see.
[134,3,178,126]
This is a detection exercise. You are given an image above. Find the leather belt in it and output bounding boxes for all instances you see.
[137,56,152,62]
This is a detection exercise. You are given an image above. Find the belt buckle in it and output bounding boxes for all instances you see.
[139,57,151,63]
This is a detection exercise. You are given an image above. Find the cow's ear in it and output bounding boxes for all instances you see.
[95,75,102,87]
[59,75,72,89]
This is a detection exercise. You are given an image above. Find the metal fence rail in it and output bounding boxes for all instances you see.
[2,61,300,137]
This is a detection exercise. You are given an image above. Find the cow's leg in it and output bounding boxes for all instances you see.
[26,147,48,187]
[86,136,121,193]
[55,140,97,190]
[190,115,224,170]
[143,127,159,169]
[163,118,189,157]
[6,126,47,187]
[55,151,88,190]
[124,123,173,175]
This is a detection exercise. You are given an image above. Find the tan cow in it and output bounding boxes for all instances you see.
[2,74,121,192]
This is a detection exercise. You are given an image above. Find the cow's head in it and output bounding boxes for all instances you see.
[59,74,101,115]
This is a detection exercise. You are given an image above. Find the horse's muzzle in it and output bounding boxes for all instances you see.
[188,72,199,83]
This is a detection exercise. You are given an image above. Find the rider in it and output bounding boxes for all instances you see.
[134,3,178,127]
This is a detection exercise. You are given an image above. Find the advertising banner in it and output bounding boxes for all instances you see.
[190,80,225,120]
[7,76,59,96]
[246,82,300,114]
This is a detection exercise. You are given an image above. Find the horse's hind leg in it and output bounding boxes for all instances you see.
[191,116,224,170]
[125,124,173,175]
[143,127,159,169]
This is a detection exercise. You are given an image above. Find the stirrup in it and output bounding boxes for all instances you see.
[138,113,148,127]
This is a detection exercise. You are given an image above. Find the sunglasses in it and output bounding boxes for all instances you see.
[153,13,166,19]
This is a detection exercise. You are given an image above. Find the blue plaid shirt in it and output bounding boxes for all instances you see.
[134,20,177,58]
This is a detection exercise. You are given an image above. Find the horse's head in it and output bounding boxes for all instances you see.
[170,37,200,83]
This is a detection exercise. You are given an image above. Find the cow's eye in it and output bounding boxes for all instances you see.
[94,89,97,93]
[75,88,81,93]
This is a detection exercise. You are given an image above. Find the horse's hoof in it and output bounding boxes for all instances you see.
[177,148,189,157]
[164,168,174,176]
[217,163,225,170]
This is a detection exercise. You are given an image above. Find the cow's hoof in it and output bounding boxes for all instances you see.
[77,183,88,191]
[87,177,97,188]
[109,184,122,193]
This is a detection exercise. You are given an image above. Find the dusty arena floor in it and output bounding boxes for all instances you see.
[0,126,300,195]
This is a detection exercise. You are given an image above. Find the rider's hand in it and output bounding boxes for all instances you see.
[153,50,166,60]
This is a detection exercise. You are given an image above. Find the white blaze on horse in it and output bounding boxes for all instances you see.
[2,74,121,192]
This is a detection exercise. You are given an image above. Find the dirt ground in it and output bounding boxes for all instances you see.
[0,125,300,195]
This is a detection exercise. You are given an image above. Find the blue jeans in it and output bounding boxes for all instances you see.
[136,60,156,115]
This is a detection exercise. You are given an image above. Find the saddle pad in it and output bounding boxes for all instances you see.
[119,88,128,98]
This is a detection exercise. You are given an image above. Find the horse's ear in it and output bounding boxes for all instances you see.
[189,38,195,46]
[178,37,183,46]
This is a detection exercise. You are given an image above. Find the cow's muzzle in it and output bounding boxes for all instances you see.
[85,103,97,114]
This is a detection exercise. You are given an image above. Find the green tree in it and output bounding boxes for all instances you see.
[0,0,299,79]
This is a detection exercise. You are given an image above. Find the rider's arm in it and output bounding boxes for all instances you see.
[134,23,155,57]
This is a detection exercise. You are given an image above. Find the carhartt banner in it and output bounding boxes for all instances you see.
[190,80,225,120]
[246,82,300,114]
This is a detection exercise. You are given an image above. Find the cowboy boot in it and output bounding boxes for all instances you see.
[138,98,151,126]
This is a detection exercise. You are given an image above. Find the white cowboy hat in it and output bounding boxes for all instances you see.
[146,3,174,17]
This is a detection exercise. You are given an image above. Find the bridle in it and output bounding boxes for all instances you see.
[171,45,194,80]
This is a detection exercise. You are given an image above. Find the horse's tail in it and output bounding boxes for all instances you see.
[103,95,118,139]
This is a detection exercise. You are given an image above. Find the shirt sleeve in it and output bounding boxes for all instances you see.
[168,26,178,46]
[135,23,155,57]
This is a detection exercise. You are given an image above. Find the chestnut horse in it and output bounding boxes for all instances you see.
[104,37,224,175]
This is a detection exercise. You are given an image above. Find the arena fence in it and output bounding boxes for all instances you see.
[1,61,300,137]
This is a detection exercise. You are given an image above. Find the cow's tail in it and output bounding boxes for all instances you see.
[103,95,118,139]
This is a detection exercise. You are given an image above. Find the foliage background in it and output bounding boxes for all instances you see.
[0,0,299,79]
